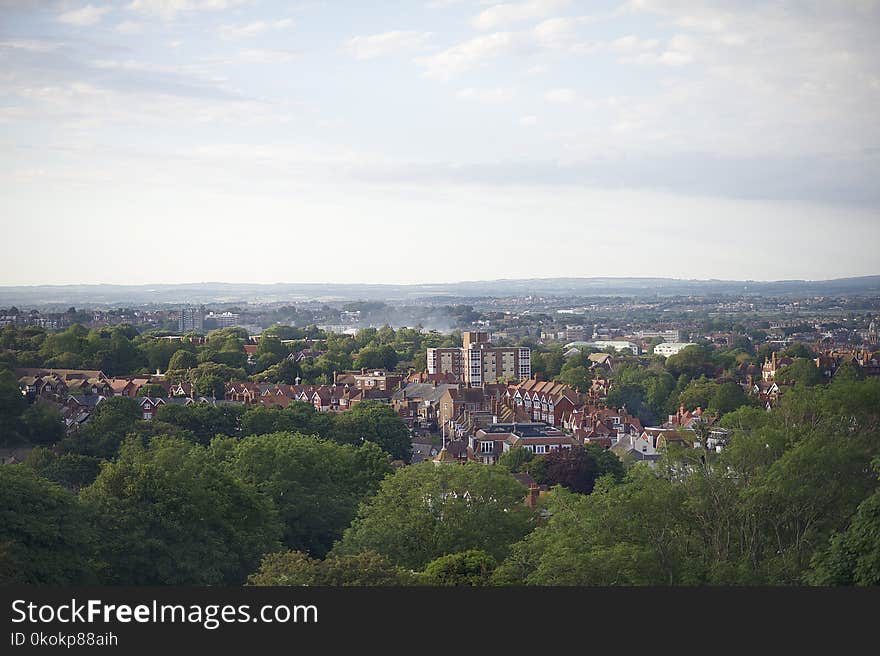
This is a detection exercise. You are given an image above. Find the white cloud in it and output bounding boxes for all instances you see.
[545,87,575,103]
[345,31,431,60]
[519,114,537,125]
[0,39,63,52]
[58,4,111,26]
[114,20,144,34]
[126,0,250,20]
[457,87,516,103]
[472,0,570,30]
[234,48,300,64]
[418,17,595,79]
[610,35,659,51]
[532,16,594,49]
[218,19,293,39]
[418,32,527,79]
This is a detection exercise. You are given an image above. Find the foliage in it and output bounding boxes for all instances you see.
[0,465,98,584]
[329,400,412,462]
[81,435,282,585]
[498,445,535,472]
[58,396,142,459]
[334,462,537,570]
[222,432,392,557]
[154,402,245,444]
[248,549,417,586]
[420,550,497,586]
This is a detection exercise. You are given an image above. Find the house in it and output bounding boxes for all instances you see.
[225,382,261,404]
[751,380,781,408]
[471,422,575,464]
[410,440,439,464]
[762,352,794,381]
[438,387,494,436]
[506,378,580,427]
[405,370,460,385]
[565,406,643,446]
[62,395,106,432]
[664,405,713,430]
[139,396,166,420]
[391,382,459,429]
[433,438,475,464]
[334,369,404,392]
[587,352,615,373]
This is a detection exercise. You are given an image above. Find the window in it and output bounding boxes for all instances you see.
[480,441,494,454]
[534,445,547,454]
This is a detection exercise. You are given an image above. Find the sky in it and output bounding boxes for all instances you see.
[1,0,879,286]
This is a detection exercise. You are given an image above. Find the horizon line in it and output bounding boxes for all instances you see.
[2,274,880,289]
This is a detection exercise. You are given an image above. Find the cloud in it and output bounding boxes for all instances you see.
[58,4,112,26]
[472,0,571,30]
[519,115,537,125]
[234,48,300,64]
[417,32,530,79]
[417,17,595,78]
[0,38,63,52]
[114,20,144,34]
[345,31,431,60]
[218,19,293,39]
[457,87,516,102]
[125,0,250,20]
[544,87,575,103]
[610,35,659,51]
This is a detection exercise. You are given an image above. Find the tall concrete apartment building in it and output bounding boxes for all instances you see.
[427,331,531,385]
[178,306,205,333]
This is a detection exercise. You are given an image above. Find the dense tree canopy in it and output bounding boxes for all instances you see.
[247,550,415,586]
[0,465,97,584]
[220,432,391,557]
[334,462,537,570]
[81,436,282,585]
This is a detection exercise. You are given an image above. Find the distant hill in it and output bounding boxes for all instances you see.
[0,276,878,307]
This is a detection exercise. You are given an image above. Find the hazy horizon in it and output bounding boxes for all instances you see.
[2,1,879,285]
[2,273,880,290]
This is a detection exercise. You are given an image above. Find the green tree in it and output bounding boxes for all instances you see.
[354,346,384,370]
[20,400,65,446]
[0,369,27,446]
[776,358,823,387]
[154,402,244,444]
[493,470,693,586]
[0,465,98,584]
[25,448,102,490]
[224,432,392,557]
[808,484,880,586]
[247,549,415,586]
[81,435,282,585]
[421,550,497,586]
[137,383,167,398]
[246,550,318,586]
[677,376,718,411]
[167,349,198,371]
[331,400,412,461]
[334,462,536,570]
[665,345,710,379]
[709,381,750,416]
[498,445,535,472]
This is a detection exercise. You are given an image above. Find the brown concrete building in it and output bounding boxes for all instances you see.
[426,331,531,385]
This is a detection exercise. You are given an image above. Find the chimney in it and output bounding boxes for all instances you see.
[525,484,539,508]
[534,373,541,382]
